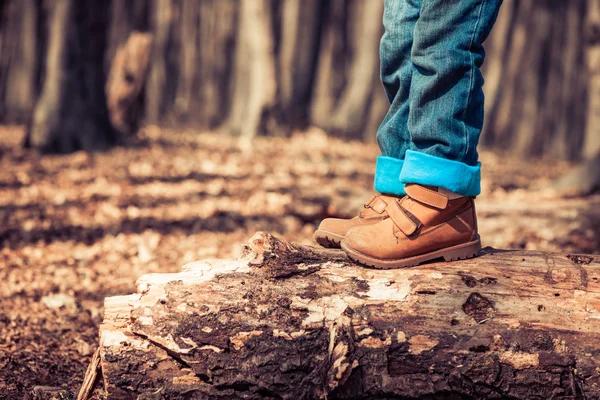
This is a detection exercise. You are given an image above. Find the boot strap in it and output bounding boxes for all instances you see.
[364,195,388,214]
[387,200,420,236]
[405,184,449,209]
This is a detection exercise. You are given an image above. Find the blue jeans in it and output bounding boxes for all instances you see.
[374,0,502,196]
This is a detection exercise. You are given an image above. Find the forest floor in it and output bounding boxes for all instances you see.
[1,124,599,399]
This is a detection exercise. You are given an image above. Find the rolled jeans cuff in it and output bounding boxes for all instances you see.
[400,150,481,196]
[374,156,406,196]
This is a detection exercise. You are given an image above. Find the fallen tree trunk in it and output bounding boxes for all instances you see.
[97,232,600,399]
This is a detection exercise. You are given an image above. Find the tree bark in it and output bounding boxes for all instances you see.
[553,0,600,195]
[26,0,116,153]
[173,0,199,122]
[197,0,238,129]
[481,0,589,161]
[106,0,150,71]
[309,0,385,140]
[98,232,600,399]
[1,0,594,159]
[224,0,277,139]
[5,0,38,121]
[327,0,384,139]
[309,0,349,133]
[584,0,600,159]
[0,0,40,122]
[278,0,324,129]
[145,0,173,125]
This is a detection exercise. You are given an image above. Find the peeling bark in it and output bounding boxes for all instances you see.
[98,233,600,399]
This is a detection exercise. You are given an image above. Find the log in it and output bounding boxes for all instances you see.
[76,347,101,400]
[98,232,600,399]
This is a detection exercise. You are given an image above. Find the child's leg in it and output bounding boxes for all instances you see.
[400,0,503,196]
[313,0,421,249]
[374,0,422,196]
[341,0,503,268]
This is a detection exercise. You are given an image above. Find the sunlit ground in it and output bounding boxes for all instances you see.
[1,125,598,397]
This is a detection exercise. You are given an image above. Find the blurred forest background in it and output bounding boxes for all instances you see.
[0,0,599,161]
[1,0,600,398]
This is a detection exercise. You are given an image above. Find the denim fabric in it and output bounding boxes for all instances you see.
[374,0,502,196]
[376,0,420,161]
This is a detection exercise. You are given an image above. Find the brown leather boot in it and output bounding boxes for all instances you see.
[341,184,481,269]
[314,194,401,248]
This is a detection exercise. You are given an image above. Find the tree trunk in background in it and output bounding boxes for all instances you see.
[0,1,20,119]
[310,0,385,140]
[26,0,116,153]
[172,0,238,128]
[0,0,595,162]
[145,0,172,125]
[224,0,277,139]
[327,0,383,139]
[196,0,237,128]
[310,0,352,133]
[5,0,37,121]
[554,0,600,195]
[584,0,600,159]
[540,1,588,159]
[0,0,40,122]
[278,0,324,129]
[106,0,150,71]
[173,0,199,122]
[482,0,589,161]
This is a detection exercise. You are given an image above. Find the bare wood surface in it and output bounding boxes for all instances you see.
[99,232,600,399]
[75,347,101,400]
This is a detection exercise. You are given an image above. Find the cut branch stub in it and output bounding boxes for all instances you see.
[99,232,600,399]
[240,231,349,279]
[106,31,153,138]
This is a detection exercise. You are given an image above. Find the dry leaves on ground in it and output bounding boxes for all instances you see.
[0,124,598,398]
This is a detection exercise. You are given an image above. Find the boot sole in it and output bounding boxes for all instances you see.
[341,236,482,269]
[314,230,345,248]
